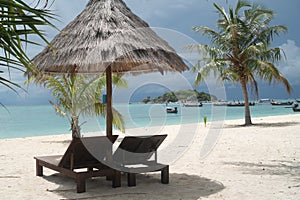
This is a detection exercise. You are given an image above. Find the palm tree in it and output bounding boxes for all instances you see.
[33,73,127,138]
[0,0,55,93]
[189,0,292,125]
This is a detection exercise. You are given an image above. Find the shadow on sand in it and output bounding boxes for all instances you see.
[224,121,300,129]
[224,160,300,182]
[43,173,224,199]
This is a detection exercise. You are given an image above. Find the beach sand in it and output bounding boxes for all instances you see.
[0,114,299,199]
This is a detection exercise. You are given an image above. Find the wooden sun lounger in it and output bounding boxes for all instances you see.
[34,136,121,193]
[113,134,169,186]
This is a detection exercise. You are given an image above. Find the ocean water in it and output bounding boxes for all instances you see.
[0,102,299,139]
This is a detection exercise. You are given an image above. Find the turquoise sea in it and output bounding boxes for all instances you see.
[0,102,299,139]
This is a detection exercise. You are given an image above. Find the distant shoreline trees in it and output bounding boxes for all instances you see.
[142,90,217,104]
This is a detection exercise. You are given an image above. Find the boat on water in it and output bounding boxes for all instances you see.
[293,104,300,112]
[227,102,255,107]
[166,107,178,114]
[212,101,229,106]
[258,98,271,103]
[296,99,300,103]
[213,103,227,106]
[183,102,203,107]
[270,101,293,106]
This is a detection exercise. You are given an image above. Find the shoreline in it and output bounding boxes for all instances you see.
[0,114,299,199]
[1,113,300,141]
[1,103,299,140]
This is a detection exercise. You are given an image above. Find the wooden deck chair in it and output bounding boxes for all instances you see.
[34,136,121,193]
[113,134,169,186]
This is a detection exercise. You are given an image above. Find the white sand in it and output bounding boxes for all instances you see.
[0,114,300,200]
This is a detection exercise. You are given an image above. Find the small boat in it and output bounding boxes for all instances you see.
[296,99,300,103]
[293,104,300,112]
[227,102,255,107]
[183,102,203,107]
[270,101,293,106]
[166,107,178,114]
[212,102,228,106]
[258,98,270,103]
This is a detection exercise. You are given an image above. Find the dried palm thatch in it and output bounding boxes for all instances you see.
[32,0,189,74]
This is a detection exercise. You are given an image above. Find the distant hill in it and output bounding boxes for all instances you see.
[142,90,217,103]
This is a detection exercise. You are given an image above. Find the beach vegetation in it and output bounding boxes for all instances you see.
[0,0,55,94]
[142,96,152,104]
[32,73,127,138]
[189,0,291,125]
[203,116,207,127]
[152,90,216,103]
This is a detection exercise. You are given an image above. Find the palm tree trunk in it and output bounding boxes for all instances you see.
[241,78,252,126]
[71,116,80,138]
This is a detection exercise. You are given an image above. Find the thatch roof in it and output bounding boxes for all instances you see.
[32,0,189,74]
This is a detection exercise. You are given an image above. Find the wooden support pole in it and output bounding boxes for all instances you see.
[161,166,169,184]
[106,65,113,136]
[36,160,43,176]
[127,173,136,187]
[76,178,86,193]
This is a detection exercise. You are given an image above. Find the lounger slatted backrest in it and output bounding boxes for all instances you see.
[114,134,167,165]
[59,135,118,169]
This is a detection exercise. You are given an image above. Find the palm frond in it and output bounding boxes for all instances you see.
[49,100,66,116]
[236,0,251,16]
[248,73,259,97]
[0,101,10,113]
[0,0,57,95]
[213,3,230,25]
[252,25,287,46]
[193,26,220,40]
[112,108,125,133]
[252,60,292,93]
[112,74,128,88]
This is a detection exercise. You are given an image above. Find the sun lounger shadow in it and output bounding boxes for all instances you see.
[112,134,169,186]
[51,173,224,199]
[34,136,121,193]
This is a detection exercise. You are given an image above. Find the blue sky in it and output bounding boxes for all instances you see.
[1,0,300,105]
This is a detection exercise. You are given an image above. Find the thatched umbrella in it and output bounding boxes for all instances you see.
[32,0,189,136]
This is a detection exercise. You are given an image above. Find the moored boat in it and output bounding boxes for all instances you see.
[293,104,300,112]
[212,101,228,106]
[183,102,203,107]
[227,102,255,107]
[270,101,293,106]
[258,98,270,103]
[166,107,178,114]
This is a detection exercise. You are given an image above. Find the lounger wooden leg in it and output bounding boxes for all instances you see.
[76,178,86,193]
[161,166,169,184]
[36,160,43,176]
[127,173,136,187]
[112,171,121,188]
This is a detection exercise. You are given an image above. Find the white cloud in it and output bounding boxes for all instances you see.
[279,40,300,85]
